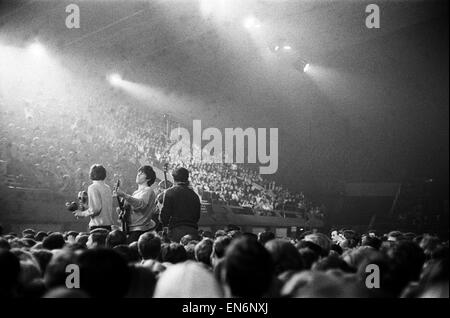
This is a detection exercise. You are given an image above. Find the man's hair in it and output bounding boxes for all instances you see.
[212,235,231,259]
[137,232,161,260]
[34,231,48,242]
[89,164,106,181]
[223,236,274,297]
[78,248,131,298]
[42,233,65,250]
[138,165,156,186]
[195,238,213,267]
[172,167,189,182]
[265,239,304,276]
[113,245,141,263]
[161,243,187,264]
[44,249,78,289]
[180,234,194,246]
[106,230,127,248]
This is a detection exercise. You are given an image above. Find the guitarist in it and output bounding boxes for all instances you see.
[114,165,158,243]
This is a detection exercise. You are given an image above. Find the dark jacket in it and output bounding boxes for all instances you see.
[160,182,201,229]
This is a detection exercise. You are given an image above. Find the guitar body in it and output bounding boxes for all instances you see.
[114,180,130,234]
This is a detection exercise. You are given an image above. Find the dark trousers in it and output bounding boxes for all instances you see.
[89,225,112,232]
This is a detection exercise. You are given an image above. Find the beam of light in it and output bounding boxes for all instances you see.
[107,73,122,86]
[27,42,46,57]
[243,16,261,30]
[303,63,310,73]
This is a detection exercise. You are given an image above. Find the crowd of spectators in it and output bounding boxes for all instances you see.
[0,96,323,218]
[0,224,447,298]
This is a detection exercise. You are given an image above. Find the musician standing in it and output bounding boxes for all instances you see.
[73,164,114,232]
[160,167,200,242]
[114,165,158,243]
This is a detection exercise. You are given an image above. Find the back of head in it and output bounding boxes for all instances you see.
[106,230,127,248]
[172,167,189,183]
[89,164,106,181]
[195,238,214,267]
[44,249,77,289]
[78,248,130,298]
[126,265,157,298]
[265,239,304,276]
[87,232,107,249]
[42,233,65,250]
[154,261,223,298]
[212,235,232,259]
[161,243,187,264]
[113,245,141,264]
[137,232,161,260]
[223,236,274,297]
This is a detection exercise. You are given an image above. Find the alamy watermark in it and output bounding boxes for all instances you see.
[168,120,279,174]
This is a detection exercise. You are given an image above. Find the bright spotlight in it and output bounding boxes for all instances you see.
[283,45,292,51]
[303,63,310,72]
[243,16,261,29]
[28,42,46,57]
[294,59,310,73]
[108,73,122,85]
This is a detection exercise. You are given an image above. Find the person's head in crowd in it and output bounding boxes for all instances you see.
[137,231,161,261]
[211,235,231,267]
[75,234,89,247]
[161,243,187,264]
[42,232,65,250]
[86,232,107,249]
[22,229,36,237]
[418,255,449,298]
[21,238,37,248]
[78,248,131,298]
[43,287,89,298]
[154,261,223,298]
[330,243,343,256]
[106,230,127,248]
[258,230,275,246]
[195,238,213,267]
[0,237,11,251]
[44,249,78,289]
[303,233,331,257]
[126,265,157,298]
[141,259,167,279]
[419,235,440,258]
[312,254,355,273]
[0,250,21,298]
[113,245,141,264]
[387,230,403,242]
[34,231,48,242]
[9,238,27,250]
[89,164,106,181]
[136,165,156,186]
[30,249,53,274]
[403,232,416,241]
[281,270,360,298]
[222,236,274,297]
[180,234,194,246]
[214,230,227,239]
[342,246,378,270]
[172,167,189,183]
[23,234,34,239]
[362,235,382,250]
[265,239,304,276]
[227,230,242,240]
[185,241,197,261]
[64,231,79,244]
[297,247,320,270]
[386,241,426,295]
[10,249,42,287]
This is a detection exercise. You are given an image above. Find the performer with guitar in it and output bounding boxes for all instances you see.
[113,165,158,243]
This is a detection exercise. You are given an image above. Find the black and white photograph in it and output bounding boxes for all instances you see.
[0,0,448,302]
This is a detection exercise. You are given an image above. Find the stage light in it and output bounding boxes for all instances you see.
[243,16,261,29]
[294,59,310,73]
[28,42,46,57]
[282,45,292,51]
[108,73,122,85]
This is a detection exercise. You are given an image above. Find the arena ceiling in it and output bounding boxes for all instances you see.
[1,0,448,194]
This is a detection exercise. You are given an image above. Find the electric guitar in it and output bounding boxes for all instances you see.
[114,179,131,234]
